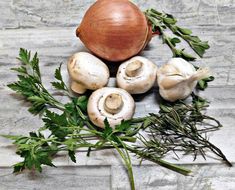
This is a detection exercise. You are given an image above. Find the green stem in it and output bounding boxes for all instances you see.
[130,117,146,123]
[76,106,87,120]
[127,146,191,176]
[119,136,136,143]
[110,141,135,190]
[145,14,178,57]
[53,102,65,111]
[152,158,191,176]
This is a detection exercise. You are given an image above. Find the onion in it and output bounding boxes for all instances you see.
[76,0,152,62]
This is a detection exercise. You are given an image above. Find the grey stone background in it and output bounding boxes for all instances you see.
[0,0,235,189]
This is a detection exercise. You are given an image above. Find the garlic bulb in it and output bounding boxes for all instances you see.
[157,58,210,102]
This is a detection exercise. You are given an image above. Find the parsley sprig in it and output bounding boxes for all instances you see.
[8,48,65,114]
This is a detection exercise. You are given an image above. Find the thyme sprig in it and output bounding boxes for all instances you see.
[145,9,210,61]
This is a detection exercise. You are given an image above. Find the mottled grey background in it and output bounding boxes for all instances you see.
[0,0,235,189]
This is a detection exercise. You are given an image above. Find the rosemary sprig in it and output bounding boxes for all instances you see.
[145,9,210,61]
[135,94,232,167]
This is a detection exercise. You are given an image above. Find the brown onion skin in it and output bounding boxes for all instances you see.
[76,0,152,62]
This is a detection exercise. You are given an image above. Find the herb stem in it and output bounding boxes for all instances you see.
[204,140,232,167]
[127,146,191,175]
[110,140,135,190]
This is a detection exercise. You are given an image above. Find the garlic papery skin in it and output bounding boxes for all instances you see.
[117,56,158,94]
[67,52,110,94]
[157,58,210,102]
[87,87,135,128]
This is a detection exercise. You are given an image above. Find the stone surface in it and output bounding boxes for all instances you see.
[0,166,111,190]
[111,164,235,190]
[0,0,235,189]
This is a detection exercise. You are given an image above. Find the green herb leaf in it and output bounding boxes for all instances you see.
[102,118,113,139]
[68,150,76,163]
[11,67,27,74]
[6,132,56,173]
[51,63,68,92]
[180,50,197,61]
[142,117,153,129]
[18,48,31,65]
[43,111,71,139]
[13,162,25,173]
[115,120,131,132]
[76,96,88,112]
[163,17,177,25]
[187,35,201,43]
[8,48,64,115]
[197,76,215,90]
[170,37,181,47]
[51,82,66,91]
[190,41,210,57]
[177,26,192,35]
[149,8,162,16]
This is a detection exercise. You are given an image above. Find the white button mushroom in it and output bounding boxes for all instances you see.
[87,87,135,128]
[157,58,210,102]
[116,56,158,94]
[67,52,110,94]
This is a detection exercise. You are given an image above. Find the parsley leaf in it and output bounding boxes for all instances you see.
[51,63,69,92]
[8,48,65,115]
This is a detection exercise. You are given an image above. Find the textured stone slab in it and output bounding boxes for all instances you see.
[0,164,234,190]
[0,166,111,190]
[0,0,230,29]
[111,164,235,190]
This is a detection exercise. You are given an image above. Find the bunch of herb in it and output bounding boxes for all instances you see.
[134,93,232,167]
[4,47,232,190]
[145,9,210,61]
[5,48,193,190]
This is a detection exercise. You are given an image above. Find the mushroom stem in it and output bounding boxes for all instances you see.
[126,60,143,77]
[71,81,86,94]
[104,93,123,114]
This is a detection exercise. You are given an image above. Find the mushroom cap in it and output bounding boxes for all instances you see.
[87,87,135,128]
[157,58,197,102]
[67,52,110,93]
[116,56,158,94]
